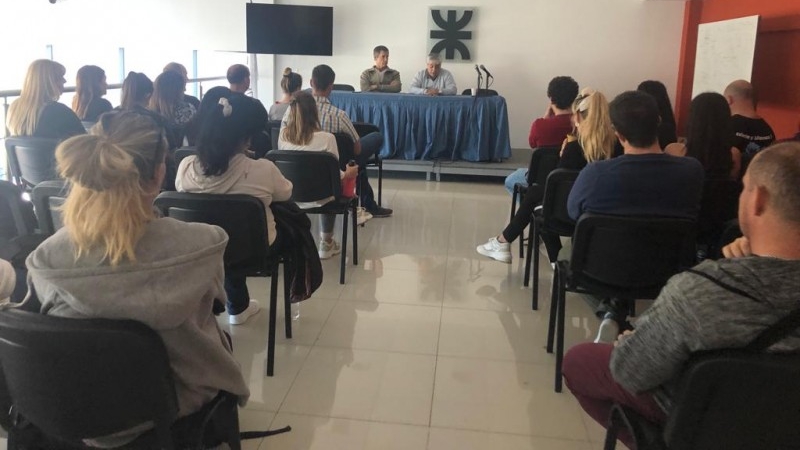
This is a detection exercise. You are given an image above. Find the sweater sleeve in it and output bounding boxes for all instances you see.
[380,71,402,93]
[610,272,702,393]
[360,69,372,92]
[528,119,541,148]
[441,71,457,96]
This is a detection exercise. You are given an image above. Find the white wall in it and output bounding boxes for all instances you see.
[274,0,687,148]
[0,0,686,149]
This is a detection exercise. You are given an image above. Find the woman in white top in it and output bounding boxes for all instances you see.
[176,95,292,325]
[278,91,358,260]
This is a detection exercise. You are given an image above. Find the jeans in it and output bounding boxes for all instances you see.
[223,233,284,315]
[504,168,527,195]
[562,343,666,450]
[320,214,336,235]
[345,132,383,210]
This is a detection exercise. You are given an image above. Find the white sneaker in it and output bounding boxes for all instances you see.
[356,207,373,225]
[229,300,261,325]
[594,317,620,344]
[476,237,512,263]
[318,239,342,260]
[291,302,300,321]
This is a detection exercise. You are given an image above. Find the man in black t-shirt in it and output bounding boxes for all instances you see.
[724,80,775,157]
[227,64,270,158]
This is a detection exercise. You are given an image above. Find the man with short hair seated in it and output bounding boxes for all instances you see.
[567,90,705,342]
[227,64,270,158]
[409,53,457,96]
[503,76,579,195]
[360,45,401,93]
[724,79,776,158]
[562,141,800,450]
[284,64,392,220]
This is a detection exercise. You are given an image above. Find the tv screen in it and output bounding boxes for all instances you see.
[246,4,333,56]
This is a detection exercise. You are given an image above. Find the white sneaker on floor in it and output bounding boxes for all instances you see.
[318,239,342,260]
[291,302,300,321]
[476,237,512,263]
[229,300,261,325]
[594,317,620,344]
[356,207,373,225]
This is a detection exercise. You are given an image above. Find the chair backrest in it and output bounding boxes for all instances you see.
[31,180,68,236]
[154,192,270,276]
[332,84,355,92]
[697,177,742,243]
[0,180,35,241]
[460,88,498,96]
[173,146,197,167]
[4,137,61,191]
[568,213,696,298]
[353,122,380,139]
[266,150,342,203]
[0,308,178,444]
[526,146,560,186]
[267,119,283,152]
[333,133,356,167]
[540,169,580,236]
[663,350,800,450]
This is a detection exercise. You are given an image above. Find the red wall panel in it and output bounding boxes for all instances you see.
[676,0,800,138]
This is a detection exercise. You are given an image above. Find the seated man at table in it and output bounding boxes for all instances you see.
[409,53,457,96]
[562,142,800,450]
[360,45,401,93]
[284,64,392,219]
[568,90,704,342]
[503,76,579,194]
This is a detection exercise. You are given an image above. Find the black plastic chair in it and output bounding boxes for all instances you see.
[604,350,800,450]
[174,146,198,167]
[267,150,358,284]
[547,213,697,392]
[332,84,356,92]
[154,193,290,377]
[511,146,560,257]
[0,308,242,450]
[0,180,37,241]
[4,137,61,192]
[525,169,579,308]
[31,180,68,236]
[353,122,384,207]
[267,120,283,153]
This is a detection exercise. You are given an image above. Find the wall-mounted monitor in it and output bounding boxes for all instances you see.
[246,4,333,56]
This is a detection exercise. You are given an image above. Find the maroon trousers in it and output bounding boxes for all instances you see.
[562,343,666,450]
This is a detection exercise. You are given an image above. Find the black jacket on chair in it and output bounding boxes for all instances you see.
[271,202,323,302]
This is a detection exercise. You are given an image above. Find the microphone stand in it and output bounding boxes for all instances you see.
[475,72,483,96]
[484,74,491,91]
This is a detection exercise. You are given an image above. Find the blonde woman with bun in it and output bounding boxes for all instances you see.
[269,67,303,120]
[477,89,615,264]
[25,110,249,447]
[7,59,84,139]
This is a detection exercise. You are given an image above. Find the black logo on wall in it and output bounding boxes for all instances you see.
[428,8,475,62]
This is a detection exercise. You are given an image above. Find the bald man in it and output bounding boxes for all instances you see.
[724,80,775,157]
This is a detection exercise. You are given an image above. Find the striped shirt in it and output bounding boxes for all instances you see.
[281,96,359,143]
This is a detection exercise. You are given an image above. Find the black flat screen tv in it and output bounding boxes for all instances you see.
[246,4,333,56]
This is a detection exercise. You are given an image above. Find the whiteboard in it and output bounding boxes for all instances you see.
[692,15,759,98]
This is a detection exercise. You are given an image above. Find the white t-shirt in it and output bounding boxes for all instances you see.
[277,130,340,207]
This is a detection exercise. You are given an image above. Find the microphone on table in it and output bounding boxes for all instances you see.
[480,65,494,79]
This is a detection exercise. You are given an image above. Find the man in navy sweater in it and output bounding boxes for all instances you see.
[567,90,704,341]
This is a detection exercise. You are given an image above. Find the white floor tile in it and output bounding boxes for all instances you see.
[340,267,445,306]
[428,427,593,450]
[281,347,436,425]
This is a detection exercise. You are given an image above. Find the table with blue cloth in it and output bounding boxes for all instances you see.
[328,92,512,162]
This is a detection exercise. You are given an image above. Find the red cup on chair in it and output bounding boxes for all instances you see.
[341,160,357,198]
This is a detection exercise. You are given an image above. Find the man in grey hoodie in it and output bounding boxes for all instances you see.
[562,141,800,449]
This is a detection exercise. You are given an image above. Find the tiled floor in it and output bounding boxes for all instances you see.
[224,176,613,450]
[0,176,614,450]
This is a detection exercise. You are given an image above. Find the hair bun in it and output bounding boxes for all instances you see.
[57,135,138,192]
[283,67,293,77]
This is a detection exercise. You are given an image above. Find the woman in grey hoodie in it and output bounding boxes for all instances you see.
[25,110,249,447]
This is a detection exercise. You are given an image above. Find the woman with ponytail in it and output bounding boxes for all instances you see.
[25,110,249,447]
[269,67,303,120]
[72,65,112,122]
[477,90,615,264]
[177,94,292,325]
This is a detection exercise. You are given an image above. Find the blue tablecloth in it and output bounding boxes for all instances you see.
[329,92,512,162]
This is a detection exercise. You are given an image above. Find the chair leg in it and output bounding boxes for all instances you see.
[352,203,359,266]
[378,159,383,206]
[524,221,534,288]
[603,409,621,450]
[555,270,567,393]
[266,263,279,377]
[510,185,518,222]
[519,228,525,259]
[340,209,349,285]
[532,224,541,310]
[283,261,292,339]
[546,265,559,353]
